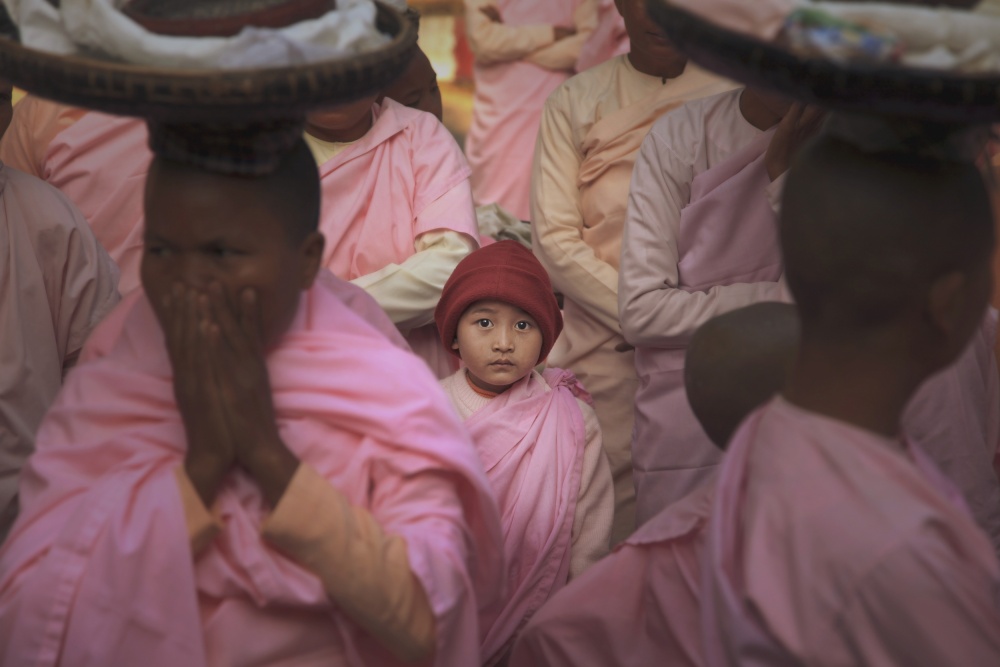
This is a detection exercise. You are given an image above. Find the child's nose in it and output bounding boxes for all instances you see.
[493,331,514,352]
[174,255,217,291]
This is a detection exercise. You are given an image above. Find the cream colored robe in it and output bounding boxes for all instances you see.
[531,54,734,543]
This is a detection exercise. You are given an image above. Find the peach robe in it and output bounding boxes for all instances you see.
[0,281,504,667]
[456,369,590,665]
[532,54,734,543]
[464,0,595,220]
[0,97,149,294]
[511,477,715,667]
[317,99,479,378]
[0,163,120,540]
[620,96,785,523]
[703,397,1000,665]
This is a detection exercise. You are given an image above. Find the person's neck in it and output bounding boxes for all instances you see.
[739,89,783,131]
[305,112,374,144]
[783,333,927,439]
[627,51,686,81]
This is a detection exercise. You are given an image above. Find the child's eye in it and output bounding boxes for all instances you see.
[515,321,533,331]
[208,245,237,258]
[476,319,493,328]
[145,245,168,258]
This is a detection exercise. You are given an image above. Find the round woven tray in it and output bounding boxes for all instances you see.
[0,1,416,122]
[648,0,1000,123]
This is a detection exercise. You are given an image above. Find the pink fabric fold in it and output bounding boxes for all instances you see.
[510,477,714,667]
[632,129,783,520]
[469,369,588,664]
[0,282,503,667]
[317,98,478,378]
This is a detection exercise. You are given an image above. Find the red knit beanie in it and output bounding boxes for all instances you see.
[435,241,562,363]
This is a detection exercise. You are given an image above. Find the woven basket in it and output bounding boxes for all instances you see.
[0,1,416,121]
[648,0,1000,123]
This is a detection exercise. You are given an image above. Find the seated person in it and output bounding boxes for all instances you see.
[434,240,613,665]
[510,301,798,667]
[0,79,120,542]
[0,134,504,666]
[304,90,480,378]
[0,95,149,294]
[702,123,1000,663]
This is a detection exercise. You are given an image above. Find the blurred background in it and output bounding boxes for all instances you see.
[410,0,474,146]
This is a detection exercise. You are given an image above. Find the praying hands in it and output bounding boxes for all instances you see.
[164,282,299,509]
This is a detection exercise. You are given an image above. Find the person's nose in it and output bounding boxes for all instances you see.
[492,329,514,353]
[175,254,217,292]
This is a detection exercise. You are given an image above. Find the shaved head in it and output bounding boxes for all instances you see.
[781,129,994,336]
[685,302,800,448]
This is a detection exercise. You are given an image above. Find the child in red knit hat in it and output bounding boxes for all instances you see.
[434,240,613,666]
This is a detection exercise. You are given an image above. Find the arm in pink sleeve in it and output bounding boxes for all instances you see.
[261,464,437,664]
[618,129,785,350]
[569,400,613,578]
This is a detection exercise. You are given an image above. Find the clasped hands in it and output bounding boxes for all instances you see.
[163,282,298,509]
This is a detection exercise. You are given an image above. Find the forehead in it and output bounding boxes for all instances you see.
[144,163,287,241]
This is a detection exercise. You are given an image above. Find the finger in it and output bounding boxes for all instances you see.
[165,282,186,361]
[239,288,264,354]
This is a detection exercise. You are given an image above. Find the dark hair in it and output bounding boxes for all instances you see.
[781,130,994,333]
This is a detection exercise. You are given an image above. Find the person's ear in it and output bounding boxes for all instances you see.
[927,270,972,346]
[298,231,326,289]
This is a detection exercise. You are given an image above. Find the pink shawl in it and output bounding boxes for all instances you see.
[0,283,503,667]
[468,369,588,665]
[632,130,783,522]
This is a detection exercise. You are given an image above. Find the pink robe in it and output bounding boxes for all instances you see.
[468,369,588,665]
[42,111,151,295]
[318,99,479,379]
[510,477,714,667]
[0,283,504,667]
[702,397,1000,665]
[904,309,1000,552]
[465,0,584,220]
[632,130,784,522]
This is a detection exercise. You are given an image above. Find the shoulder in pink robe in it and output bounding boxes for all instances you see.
[702,397,1000,666]
[0,163,120,539]
[511,477,714,667]
[0,282,503,667]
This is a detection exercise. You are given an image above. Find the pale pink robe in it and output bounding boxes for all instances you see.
[904,309,1000,552]
[0,163,120,540]
[0,282,504,667]
[459,369,589,665]
[532,55,734,542]
[510,477,715,667]
[464,0,594,220]
[317,99,479,378]
[703,397,1000,665]
[620,104,785,523]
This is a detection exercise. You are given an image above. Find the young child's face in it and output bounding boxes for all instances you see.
[452,299,543,393]
[141,164,320,349]
[382,48,443,122]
